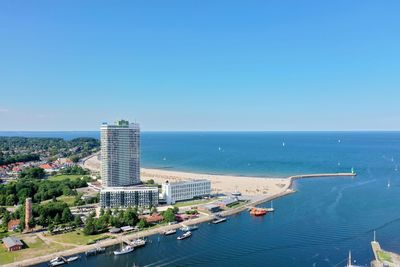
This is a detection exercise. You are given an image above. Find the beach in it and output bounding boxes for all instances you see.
[82,153,291,196]
[1,153,356,267]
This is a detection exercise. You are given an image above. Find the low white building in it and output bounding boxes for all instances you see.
[161,179,211,205]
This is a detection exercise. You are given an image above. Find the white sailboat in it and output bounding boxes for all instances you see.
[266,201,274,212]
[387,179,391,188]
[346,250,352,267]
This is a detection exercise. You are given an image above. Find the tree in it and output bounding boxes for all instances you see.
[38,214,47,226]
[123,207,138,226]
[83,217,96,235]
[19,215,25,231]
[6,194,16,206]
[28,217,36,228]
[95,216,108,233]
[138,218,148,229]
[61,208,72,223]
[173,206,179,214]
[48,223,54,233]
[54,213,61,225]
[19,167,45,179]
[163,209,176,223]
[73,215,83,227]
[2,210,11,227]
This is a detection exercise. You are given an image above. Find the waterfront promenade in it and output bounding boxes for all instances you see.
[3,172,355,267]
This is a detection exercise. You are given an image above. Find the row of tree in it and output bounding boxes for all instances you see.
[59,166,89,175]
[0,199,76,231]
[0,153,40,165]
[0,176,91,206]
[82,206,180,236]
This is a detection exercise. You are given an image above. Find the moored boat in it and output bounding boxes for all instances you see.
[163,229,177,235]
[212,217,227,224]
[49,257,65,267]
[177,231,192,240]
[114,245,134,255]
[65,256,80,263]
[249,207,268,216]
[131,238,146,248]
[180,225,199,231]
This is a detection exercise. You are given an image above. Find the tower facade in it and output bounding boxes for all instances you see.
[100,120,140,187]
[25,198,32,230]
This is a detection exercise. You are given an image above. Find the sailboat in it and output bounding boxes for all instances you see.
[266,201,275,212]
[114,242,134,255]
[346,250,352,267]
[387,179,391,188]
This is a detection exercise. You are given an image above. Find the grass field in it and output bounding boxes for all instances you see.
[48,230,110,246]
[56,195,76,206]
[41,195,76,206]
[48,174,83,181]
[0,235,71,265]
[173,198,215,208]
[377,250,393,263]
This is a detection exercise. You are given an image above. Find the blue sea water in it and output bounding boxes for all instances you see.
[2,131,400,266]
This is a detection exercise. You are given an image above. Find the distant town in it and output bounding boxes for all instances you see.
[0,120,255,266]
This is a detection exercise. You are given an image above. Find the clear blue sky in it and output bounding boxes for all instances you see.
[0,1,399,131]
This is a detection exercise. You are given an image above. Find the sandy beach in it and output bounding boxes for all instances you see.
[0,155,355,267]
[82,153,291,196]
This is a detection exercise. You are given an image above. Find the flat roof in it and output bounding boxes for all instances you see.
[163,179,211,185]
[101,186,158,192]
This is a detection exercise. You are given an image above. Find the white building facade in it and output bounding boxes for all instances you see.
[162,179,211,205]
[100,187,158,208]
[100,120,140,187]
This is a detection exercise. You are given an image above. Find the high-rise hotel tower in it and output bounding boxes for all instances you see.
[100,120,140,186]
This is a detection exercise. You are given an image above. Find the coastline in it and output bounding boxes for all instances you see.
[3,169,355,267]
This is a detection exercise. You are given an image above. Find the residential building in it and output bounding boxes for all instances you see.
[100,120,140,187]
[100,186,158,209]
[7,219,20,231]
[161,179,211,205]
[2,236,23,251]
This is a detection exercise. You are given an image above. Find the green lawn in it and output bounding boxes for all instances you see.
[56,195,76,206]
[48,174,83,181]
[0,235,70,265]
[174,198,215,208]
[49,229,110,245]
[41,195,76,206]
[377,250,393,263]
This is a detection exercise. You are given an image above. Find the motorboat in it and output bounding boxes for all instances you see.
[114,245,134,255]
[177,231,192,240]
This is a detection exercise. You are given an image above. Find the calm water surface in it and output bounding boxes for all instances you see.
[2,131,400,266]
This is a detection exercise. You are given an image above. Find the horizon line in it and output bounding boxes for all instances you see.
[1,130,400,133]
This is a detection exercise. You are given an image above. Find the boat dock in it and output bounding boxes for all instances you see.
[370,237,400,266]
[3,172,357,267]
[288,173,356,188]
